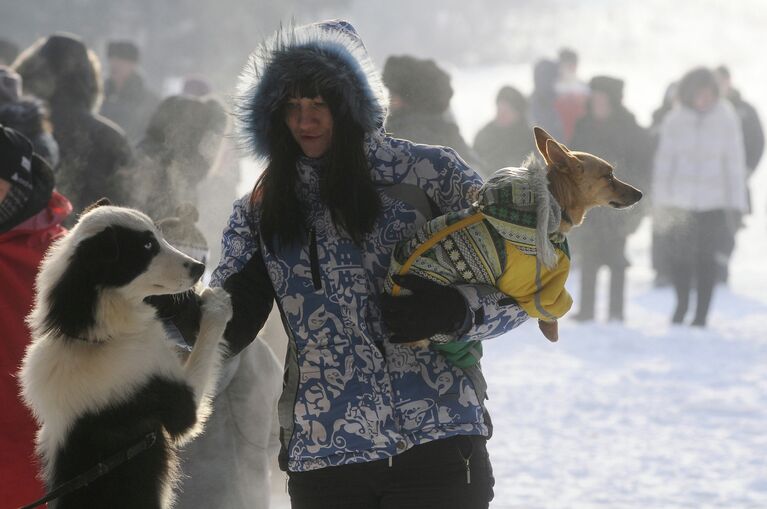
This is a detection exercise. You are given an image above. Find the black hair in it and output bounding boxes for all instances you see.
[677,67,719,109]
[251,75,381,249]
[558,48,578,66]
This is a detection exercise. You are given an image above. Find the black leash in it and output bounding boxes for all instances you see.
[18,432,157,509]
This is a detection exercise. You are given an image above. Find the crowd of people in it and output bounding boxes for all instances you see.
[0,21,763,509]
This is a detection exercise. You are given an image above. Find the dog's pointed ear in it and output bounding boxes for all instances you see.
[533,126,554,164]
[80,198,112,217]
[545,139,583,176]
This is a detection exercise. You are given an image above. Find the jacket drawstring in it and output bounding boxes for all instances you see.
[309,228,322,290]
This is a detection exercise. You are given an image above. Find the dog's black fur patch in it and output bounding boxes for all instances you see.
[43,225,161,338]
[49,376,197,509]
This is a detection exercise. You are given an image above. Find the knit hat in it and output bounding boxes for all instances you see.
[0,124,54,232]
[0,66,21,103]
[107,41,139,62]
[156,203,209,264]
[589,76,624,106]
[382,55,453,114]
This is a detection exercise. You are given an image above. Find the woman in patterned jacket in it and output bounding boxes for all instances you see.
[213,20,527,508]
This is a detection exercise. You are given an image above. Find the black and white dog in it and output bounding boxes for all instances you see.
[19,204,231,509]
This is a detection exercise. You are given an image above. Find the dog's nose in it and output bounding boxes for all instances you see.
[185,261,205,281]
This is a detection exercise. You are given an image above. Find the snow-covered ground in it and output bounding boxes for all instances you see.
[482,213,767,508]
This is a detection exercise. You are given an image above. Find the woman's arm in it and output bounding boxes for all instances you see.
[417,146,530,342]
[210,197,275,356]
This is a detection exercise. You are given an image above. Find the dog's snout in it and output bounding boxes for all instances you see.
[186,261,205,281]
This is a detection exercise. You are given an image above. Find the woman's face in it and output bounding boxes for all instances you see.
[495,100,520,127]
[590,91,613,121]
[692,87,717,113]
[285,96,333,158]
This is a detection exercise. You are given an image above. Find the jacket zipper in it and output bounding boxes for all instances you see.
[309,228,322,290]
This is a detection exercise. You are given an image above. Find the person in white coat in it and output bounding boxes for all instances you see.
[652,67,748,327]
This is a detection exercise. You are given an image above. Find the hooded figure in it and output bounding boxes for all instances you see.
[206,20,526,507]
[0,66,59,167]
[119,94,227,220]
[473,85,535,172]
[652,67,747,327]
[13,33,131,221]
[382,54,480,168]
[100,41,160,144]
[568,75,652,322]
[0,125,71,508]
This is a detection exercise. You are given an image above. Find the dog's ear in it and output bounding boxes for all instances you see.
[80,198,112,217]
[545,139,583,176]
[533,126,554,162]
[534,127,576,169]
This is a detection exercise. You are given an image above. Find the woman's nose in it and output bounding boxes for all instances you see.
[298,109,315,128]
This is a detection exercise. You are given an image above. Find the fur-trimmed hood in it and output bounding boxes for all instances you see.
[234,20,388,158]
[12,33,102,113]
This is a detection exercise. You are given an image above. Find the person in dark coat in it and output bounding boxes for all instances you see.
[473,85,535,172]
[382,54,481,169]
[530,58,565,141]
[120,94,227,220]
[712,66,764,284]
[0,125,71,509]
[715,66,764,176]
[569,76,652,322]
[0,66,59,167]
[13,34,132,221]
[100,41,159,144]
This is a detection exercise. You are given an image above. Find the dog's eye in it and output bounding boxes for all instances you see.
[144,240,155,251]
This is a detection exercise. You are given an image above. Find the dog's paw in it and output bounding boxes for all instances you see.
[200,287,233,328]
[538,319,559,342]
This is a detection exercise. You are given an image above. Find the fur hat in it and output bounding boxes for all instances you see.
[382,55,453,114]
[234,20,388,158]
[107,41,139,62]
[156,203,208,264]
[589,75,624,106]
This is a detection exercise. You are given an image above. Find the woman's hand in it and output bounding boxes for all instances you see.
[380,274,469,343]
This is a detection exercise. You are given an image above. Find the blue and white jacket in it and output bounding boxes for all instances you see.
[211,20,527,472]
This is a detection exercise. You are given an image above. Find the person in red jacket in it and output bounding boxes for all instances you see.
[0,124,71,508]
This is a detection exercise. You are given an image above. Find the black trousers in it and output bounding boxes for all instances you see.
[665,209,732,325]
[577,236,628,321]
[287,435,494,509]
